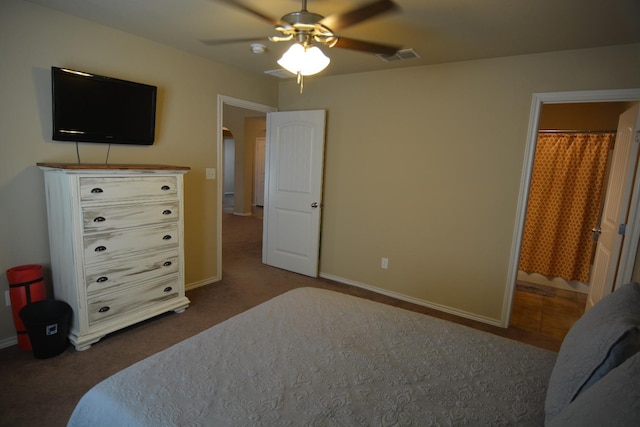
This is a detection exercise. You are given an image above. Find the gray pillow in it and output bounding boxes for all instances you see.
[544,283,640,424]
[547,351,640,426]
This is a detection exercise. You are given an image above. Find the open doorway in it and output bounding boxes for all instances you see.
[216,96,277,280]
[517,102,628,293]
[221,107,266,216]
[509,102,626,341]
[504,89,640,333]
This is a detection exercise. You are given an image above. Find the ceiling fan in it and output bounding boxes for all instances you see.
[202,0,401,85]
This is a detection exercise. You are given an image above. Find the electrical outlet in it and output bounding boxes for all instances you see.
[5,290,10,307]
[205,168,216,180]
[381,257,389,269]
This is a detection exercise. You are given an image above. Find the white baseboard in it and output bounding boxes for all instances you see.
[0,278,220,348]
[517,271,589,294]
[185,276,219,291]
[319,272,504,328]
[0,275,504,347]
[0,336,17,350]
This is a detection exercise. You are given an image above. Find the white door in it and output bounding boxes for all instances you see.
[263,110,326,277]
[254,137,266,206]
[587,104,640,309]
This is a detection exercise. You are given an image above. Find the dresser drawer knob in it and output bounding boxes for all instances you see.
[162,235,172,241]
[90,188,104,194]
[162,210,172,215]
[161,185,171,191]
[163,286,173,293]
[95,246,107,252]
[163,261,172,267]
[98,306,110,313]
[93,216,106,223]
[97,276,108,283]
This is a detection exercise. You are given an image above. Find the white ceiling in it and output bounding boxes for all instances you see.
[26,0,640,79]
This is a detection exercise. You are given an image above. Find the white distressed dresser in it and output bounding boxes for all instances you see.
[37,163,190,350]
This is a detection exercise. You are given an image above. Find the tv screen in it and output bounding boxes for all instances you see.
[51,67,157,145]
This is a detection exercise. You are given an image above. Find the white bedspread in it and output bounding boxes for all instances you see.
[68,287,556,426]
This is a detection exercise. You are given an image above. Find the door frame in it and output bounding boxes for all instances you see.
[216,95,277,280]
[254,137,266,207]
[502,88,640,327]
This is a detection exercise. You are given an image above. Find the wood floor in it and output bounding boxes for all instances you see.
[510,281,587,347]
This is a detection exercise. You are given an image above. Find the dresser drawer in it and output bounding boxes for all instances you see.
[88,275,180,326]
[80,176,178,203]
[84,223,178,265]
[40,165,189,351]
[83,201,179,232]
[85,249,179,295]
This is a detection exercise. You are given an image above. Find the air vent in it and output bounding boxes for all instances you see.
[264,69,295,79]
[377,48,421,63]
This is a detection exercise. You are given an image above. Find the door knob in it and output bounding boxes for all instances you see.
[311,202,319,208]
[592,227,602,243]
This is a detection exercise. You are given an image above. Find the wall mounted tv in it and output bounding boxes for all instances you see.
[51,67,157,145]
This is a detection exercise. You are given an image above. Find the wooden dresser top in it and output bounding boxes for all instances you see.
[37,163,190,171]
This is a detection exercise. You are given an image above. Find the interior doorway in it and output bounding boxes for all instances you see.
[504,88,640,329]
[216,95,276,280]
[517,102,627,294]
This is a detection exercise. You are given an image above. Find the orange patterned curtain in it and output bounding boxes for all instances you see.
[518,132,615,282]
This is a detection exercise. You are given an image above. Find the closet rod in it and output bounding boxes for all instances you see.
[537,129,616,134]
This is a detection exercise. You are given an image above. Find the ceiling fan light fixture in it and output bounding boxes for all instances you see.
[277,43,330,76]
[269,34,294,43]
[320,36,339,48]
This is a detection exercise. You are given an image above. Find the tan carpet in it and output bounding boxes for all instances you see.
[0,213,378,426]
[0,213,555,426]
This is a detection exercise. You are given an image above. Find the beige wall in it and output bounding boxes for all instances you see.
[0,0,278,344]
[2,0,639,346]
[278,43,640,323]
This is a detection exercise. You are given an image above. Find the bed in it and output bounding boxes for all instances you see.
[68,284,640,426]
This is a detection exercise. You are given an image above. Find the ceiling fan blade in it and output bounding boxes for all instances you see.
[200,36,269,46]
[214,0,283,27]
[319,0,399,32]
[333,37,399,56]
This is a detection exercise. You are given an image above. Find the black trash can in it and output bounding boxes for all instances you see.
[19,300,72,359]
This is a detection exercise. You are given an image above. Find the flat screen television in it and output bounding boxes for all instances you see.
[51,67,157,145]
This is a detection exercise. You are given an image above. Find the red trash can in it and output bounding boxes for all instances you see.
[6,265,47,350]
